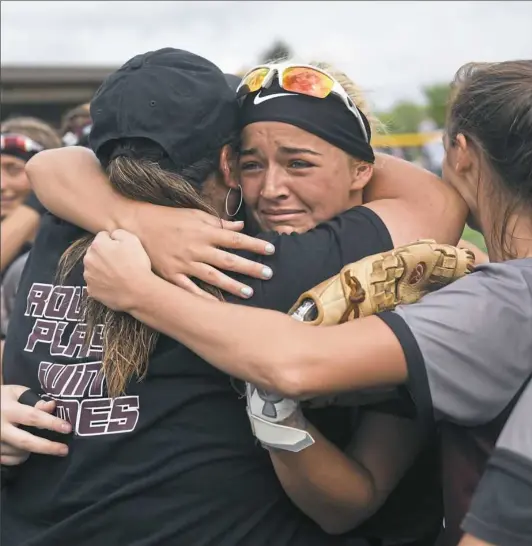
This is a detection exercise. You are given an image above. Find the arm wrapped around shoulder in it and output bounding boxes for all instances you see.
[289,239,476,326]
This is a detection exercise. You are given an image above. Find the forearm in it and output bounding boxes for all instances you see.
[458,535,495,546]
[269,421,375,534]
[26,147,138,234]
[131,274,407,397]
[0,207,39,273]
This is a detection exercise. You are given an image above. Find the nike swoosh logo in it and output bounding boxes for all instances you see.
[253,91,295,105]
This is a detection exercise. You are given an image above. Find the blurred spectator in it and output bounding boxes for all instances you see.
[1,117,61,220]
[1,116,61,356]
[60,103,92,147]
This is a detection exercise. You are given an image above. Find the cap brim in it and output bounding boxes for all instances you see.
[224,73,241,93]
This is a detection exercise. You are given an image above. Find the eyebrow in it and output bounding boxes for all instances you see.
[239,146,322,157]
[279,146,321,156]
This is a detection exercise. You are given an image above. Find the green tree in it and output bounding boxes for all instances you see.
[259,40,293,63]
[423,83,450,128]
[378,101,426,134]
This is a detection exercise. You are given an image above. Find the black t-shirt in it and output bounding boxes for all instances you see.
[233,208,444,545]
[2,207,392,546]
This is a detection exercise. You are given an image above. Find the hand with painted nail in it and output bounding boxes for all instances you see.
[84,230,153,312]
[1,385,71,464]
[133,207,275,299]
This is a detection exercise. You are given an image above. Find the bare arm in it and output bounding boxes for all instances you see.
[25,147,277,298]
[83,231,408,397]
[364,154,468,246]
[269,411,424,534]
[26,146,136,234]
[458,536,495,546]
[127,273,407,397]
[29,148,467,294]
[0,206,39,273]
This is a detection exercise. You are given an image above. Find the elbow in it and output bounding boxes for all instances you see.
[267,324,325,399]
[25,150,56,201]
[315,507,374,535]
[317,482,379,535]
[268,353,309,399]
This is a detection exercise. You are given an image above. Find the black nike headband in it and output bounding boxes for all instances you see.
[239,81,375,163]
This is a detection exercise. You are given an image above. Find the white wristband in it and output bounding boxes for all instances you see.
[247,410,315,452]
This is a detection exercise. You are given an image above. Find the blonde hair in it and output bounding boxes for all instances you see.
[1,117,62,150]
[309,61,381,135]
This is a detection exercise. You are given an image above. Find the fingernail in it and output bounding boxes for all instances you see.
[265,243,275,255]
[240,286,253,298]
[261,266,273,280]
[60,447,69,456]
[61,423,72,433]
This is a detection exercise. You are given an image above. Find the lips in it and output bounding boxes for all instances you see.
[261,210,306,225]
[261,209,305,217]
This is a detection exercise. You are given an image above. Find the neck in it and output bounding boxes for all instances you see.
[481,209,532,262]
[201,173,230,220]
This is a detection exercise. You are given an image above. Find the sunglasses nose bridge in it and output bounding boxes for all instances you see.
[261,69,277,89]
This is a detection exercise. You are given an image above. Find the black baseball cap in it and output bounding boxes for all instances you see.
[224,73,241,93]
[90,48,239,169]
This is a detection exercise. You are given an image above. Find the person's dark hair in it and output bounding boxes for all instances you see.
[60,103,91,136]
[446,60,532,259]
[57,135,238,397]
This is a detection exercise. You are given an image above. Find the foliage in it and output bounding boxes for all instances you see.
[377,101,426,134]
[462,226,487,251]
[422,83,450,128]
[259,40,293,64]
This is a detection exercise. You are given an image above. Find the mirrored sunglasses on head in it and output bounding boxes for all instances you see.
[237,63,369,142]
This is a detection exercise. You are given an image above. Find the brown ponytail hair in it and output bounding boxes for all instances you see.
[57,137,235,397]
[446,60,532,259]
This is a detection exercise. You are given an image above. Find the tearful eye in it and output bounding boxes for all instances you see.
[240,162,262,171]
[289,159,313,169]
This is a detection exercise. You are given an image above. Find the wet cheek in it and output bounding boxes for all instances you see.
[241,183,260,211]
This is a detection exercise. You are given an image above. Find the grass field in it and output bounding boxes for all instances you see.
[462,226,487,251]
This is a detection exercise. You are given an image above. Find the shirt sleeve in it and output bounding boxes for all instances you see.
[378,261,532,426]
[461,377,532,546]
[0,252,30,337]
[230,206,393,312]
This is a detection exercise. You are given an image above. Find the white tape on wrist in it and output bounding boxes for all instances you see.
[247,410,315,452]
[246,383,314,452]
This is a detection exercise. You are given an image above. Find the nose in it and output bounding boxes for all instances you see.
[260,166,289,201]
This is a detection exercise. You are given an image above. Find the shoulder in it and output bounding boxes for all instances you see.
[383,259,532,425]
[396,258,532,329]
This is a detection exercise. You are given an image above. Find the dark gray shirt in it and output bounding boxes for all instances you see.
[462,377,532,546]
[378,258,532,545]
[391,258,532,425]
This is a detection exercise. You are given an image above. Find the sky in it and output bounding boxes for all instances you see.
[2,1,531,110]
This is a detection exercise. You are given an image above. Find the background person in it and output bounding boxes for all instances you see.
[0,117,62,369]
